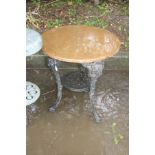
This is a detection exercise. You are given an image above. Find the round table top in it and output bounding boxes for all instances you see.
[26,28,42,56]
[42,25,121,63]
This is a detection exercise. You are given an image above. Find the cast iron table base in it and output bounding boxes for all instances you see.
[62,67,90,92]
[48,57,104,122]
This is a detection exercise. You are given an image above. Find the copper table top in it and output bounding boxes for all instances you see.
[42,25,121,63]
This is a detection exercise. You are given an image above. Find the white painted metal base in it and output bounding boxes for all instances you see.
[26,81,40,106]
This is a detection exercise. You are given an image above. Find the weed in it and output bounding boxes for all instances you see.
[26,13,40,29]
[111,122,124,145]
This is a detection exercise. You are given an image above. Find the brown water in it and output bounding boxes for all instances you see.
[26,69,128,155]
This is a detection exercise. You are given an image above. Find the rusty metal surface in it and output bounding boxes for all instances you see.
[42,25,121,63]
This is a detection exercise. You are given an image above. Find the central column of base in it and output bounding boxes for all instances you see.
[61,65,90,92]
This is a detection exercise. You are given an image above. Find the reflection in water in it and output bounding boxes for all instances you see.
[27,104,39,125]
[85,89,120,121]
[27,70,129,155]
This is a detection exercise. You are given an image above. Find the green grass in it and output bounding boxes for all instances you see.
[50,1,65,8]
[118,25,123,31]
[83,17,108,28]
[97,2,110,16]
[47,19,63,29]
[31,0,41,6]
[68,8,77,17]
[121,5,129,16]
[124,41,129,49]
[67,0,84,5]
[69,18,81,25]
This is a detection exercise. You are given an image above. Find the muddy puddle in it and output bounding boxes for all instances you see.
[26,70,128,155]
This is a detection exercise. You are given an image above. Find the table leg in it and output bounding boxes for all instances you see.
[48,58,63,112]
[82,61,104,122]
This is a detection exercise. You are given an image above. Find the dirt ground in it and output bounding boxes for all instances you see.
[26,0,129,51]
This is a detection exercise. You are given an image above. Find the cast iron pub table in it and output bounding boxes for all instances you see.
[42,25,121,122]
